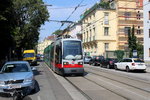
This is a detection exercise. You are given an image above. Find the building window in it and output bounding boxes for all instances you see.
[104,27,109,36]
[149,11,150,20]
[124,12,131,20]
[137,26,141,34]
[137,30,141,34]
[104,43,109,50]
[93,27,95,35]
[149,48,150,57]
[124,27,131,34]
[137,11,141,20]
[104,12,109,25]
[149,29,150,38]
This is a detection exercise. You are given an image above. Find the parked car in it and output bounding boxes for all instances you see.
[0,61,37,95]
[101,58,118,69]
[114,58,147,72]
[89,56,104,66]
[84,56,92,64]
[36,54,41,61]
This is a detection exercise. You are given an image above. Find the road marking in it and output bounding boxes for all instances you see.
[37,96,41,100]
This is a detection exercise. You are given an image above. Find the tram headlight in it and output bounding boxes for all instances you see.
[63,62,69,65]
[78,62,83,65]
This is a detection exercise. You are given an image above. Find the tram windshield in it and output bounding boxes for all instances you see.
[63,41,82,60]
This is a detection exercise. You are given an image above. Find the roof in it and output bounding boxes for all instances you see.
[80,1,111,20]
[23,50,35,53]
[5,61,29,65]
[47,35,55,40]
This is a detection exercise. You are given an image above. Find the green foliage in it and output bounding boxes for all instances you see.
[99,1,110,9]
[137,42,143,58]
[0,0,49,60]
[12,0,49,48]
[0,0,14,60]
[114,50,124,61]
[52,30,63,35]
[128,25,138,57]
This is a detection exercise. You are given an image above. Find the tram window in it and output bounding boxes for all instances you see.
[63,41,82,60]
[55,45,59,64]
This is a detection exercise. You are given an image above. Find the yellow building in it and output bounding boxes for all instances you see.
[103,0,143,50]
[81,0,143,57]
[37,36,55,54]
[80,3,118,56]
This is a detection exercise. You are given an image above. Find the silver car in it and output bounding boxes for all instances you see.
[0,61,36,95]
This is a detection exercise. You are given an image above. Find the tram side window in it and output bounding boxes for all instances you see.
[50,46,54,62]
[55,45,62,64]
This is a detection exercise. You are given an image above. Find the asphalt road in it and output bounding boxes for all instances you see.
[0,62,150,100]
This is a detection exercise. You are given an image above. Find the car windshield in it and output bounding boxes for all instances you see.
[2,63,29,73]
[96,56,104,60]
[85,57,92,59]
[23,53,34,58]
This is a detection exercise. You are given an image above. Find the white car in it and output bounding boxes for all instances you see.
[114,58,147,72]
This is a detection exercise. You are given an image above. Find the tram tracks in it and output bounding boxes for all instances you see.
[85,69,150,93]
[64,77,93,100]
[64,76,129,100]
[86,65,150,84]
[64,67,150,100]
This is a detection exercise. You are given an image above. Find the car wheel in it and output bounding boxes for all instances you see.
[99,64,102,67]
[92,63,95,66]
[32,80,39,94]
[114,65,118,70]
[107,65,110,69]
[142,70,146,73]
[126,66,130,72]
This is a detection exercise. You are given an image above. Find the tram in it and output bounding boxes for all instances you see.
[44,35,84,76]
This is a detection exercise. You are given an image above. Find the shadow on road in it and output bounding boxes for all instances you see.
[64,72,89,77]
[22,96,32,100]
[33,70,43,76]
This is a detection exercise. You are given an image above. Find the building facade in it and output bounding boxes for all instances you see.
[81,3,118,56]
[68,23,82,39]
[37,36,55,54]
[81,0,144,57]
[61,23,82,40]
[114,0,143,50]
[144,0,150,62]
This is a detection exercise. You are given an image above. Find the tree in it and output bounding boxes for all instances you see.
[99,1,110,9]
[128,25,137,57]
[12,0,49,58]
[137,42,143,58]
[0,0,49,61]
[52,30,63,35]
[0,0,14,62]
[114,50,124,61]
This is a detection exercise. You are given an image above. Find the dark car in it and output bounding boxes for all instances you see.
[89,56,104,66]
[101,58,118,69]
[36,54,41,61]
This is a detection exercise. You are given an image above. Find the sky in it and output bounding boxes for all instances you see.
[39,0,101,42]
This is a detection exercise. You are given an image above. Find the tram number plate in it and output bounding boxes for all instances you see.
[71,70,77,72]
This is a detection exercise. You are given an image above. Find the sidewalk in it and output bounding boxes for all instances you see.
[146,64,150,72]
